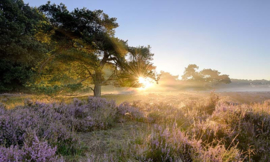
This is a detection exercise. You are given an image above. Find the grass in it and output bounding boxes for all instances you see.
[75,121,150,162]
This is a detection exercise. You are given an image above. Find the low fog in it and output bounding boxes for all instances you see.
[100,71,270,95]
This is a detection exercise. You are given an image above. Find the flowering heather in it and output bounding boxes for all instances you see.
[56,97,117,131]
[0,131,60,162]
[1,93,270,161]
[128,100,194,129]
[136,125,242,162]
[117,102,145,121]
[0,103,6,116]
[0,145,23,162]
[0,97,119,160]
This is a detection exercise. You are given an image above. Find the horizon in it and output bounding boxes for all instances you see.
[24,0,270,80]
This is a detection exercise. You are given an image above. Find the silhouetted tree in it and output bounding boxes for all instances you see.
[182,64,231,87]
[200,69,231,85]
[182,64,202,81]
[159,71,179,86]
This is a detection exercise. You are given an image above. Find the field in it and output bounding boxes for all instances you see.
[1,91,270,161]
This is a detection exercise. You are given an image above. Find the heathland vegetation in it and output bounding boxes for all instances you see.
[1,92,270,161]
[1,0,270,162]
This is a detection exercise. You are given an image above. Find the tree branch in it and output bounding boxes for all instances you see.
[78,76,91,84]
[90,87,94,92]
[100,51,109,68]
[38,54,55,74]
[82,64,93,77]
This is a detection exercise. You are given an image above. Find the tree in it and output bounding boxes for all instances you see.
[0,60,34,92]
[36,2,158,96]
[182,64,201,81]
[182,64,231,87]
[116,46,158,88]
[0,0,47,92]
[0,0,47,64]
[200,69,231,84]
[158,71,179,86]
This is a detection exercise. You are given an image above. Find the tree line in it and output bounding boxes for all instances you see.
[157,65,231,91]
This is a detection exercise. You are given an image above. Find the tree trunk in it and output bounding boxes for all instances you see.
[93,69,103,97]
[94,83,101,97]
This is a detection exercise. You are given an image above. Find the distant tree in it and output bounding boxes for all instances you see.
[0,0,47,92]
[182,64,202,81]
[158,71,179,86]
[35,2,158,96]
[200,69,231,85]
[182,64,231,87]
[218,74,231,84]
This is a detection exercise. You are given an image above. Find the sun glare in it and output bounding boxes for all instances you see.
[138,77,155,90]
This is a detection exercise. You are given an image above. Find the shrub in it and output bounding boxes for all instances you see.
[117,102,145,122]
[57,97,118,131]
[0,131,61,162]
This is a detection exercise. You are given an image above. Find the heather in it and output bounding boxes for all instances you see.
[0,97,118,161]
[1,92,270,161]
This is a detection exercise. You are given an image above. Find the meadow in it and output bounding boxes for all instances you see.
[1,91,270,161]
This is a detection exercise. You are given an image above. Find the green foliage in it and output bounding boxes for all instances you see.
[0,0,47,64]
[65,83,83,92]
[55,138,80,156]
[0,0,48,92]
[33,84,62,95]
[0,60,34,92]
[30,83,84,96]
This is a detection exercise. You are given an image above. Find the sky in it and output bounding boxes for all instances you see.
[24,0,270,80]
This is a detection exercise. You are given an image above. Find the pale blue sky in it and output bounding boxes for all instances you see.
[25,0,270,80]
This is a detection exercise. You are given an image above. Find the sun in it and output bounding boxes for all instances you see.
[138,77,155,90]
